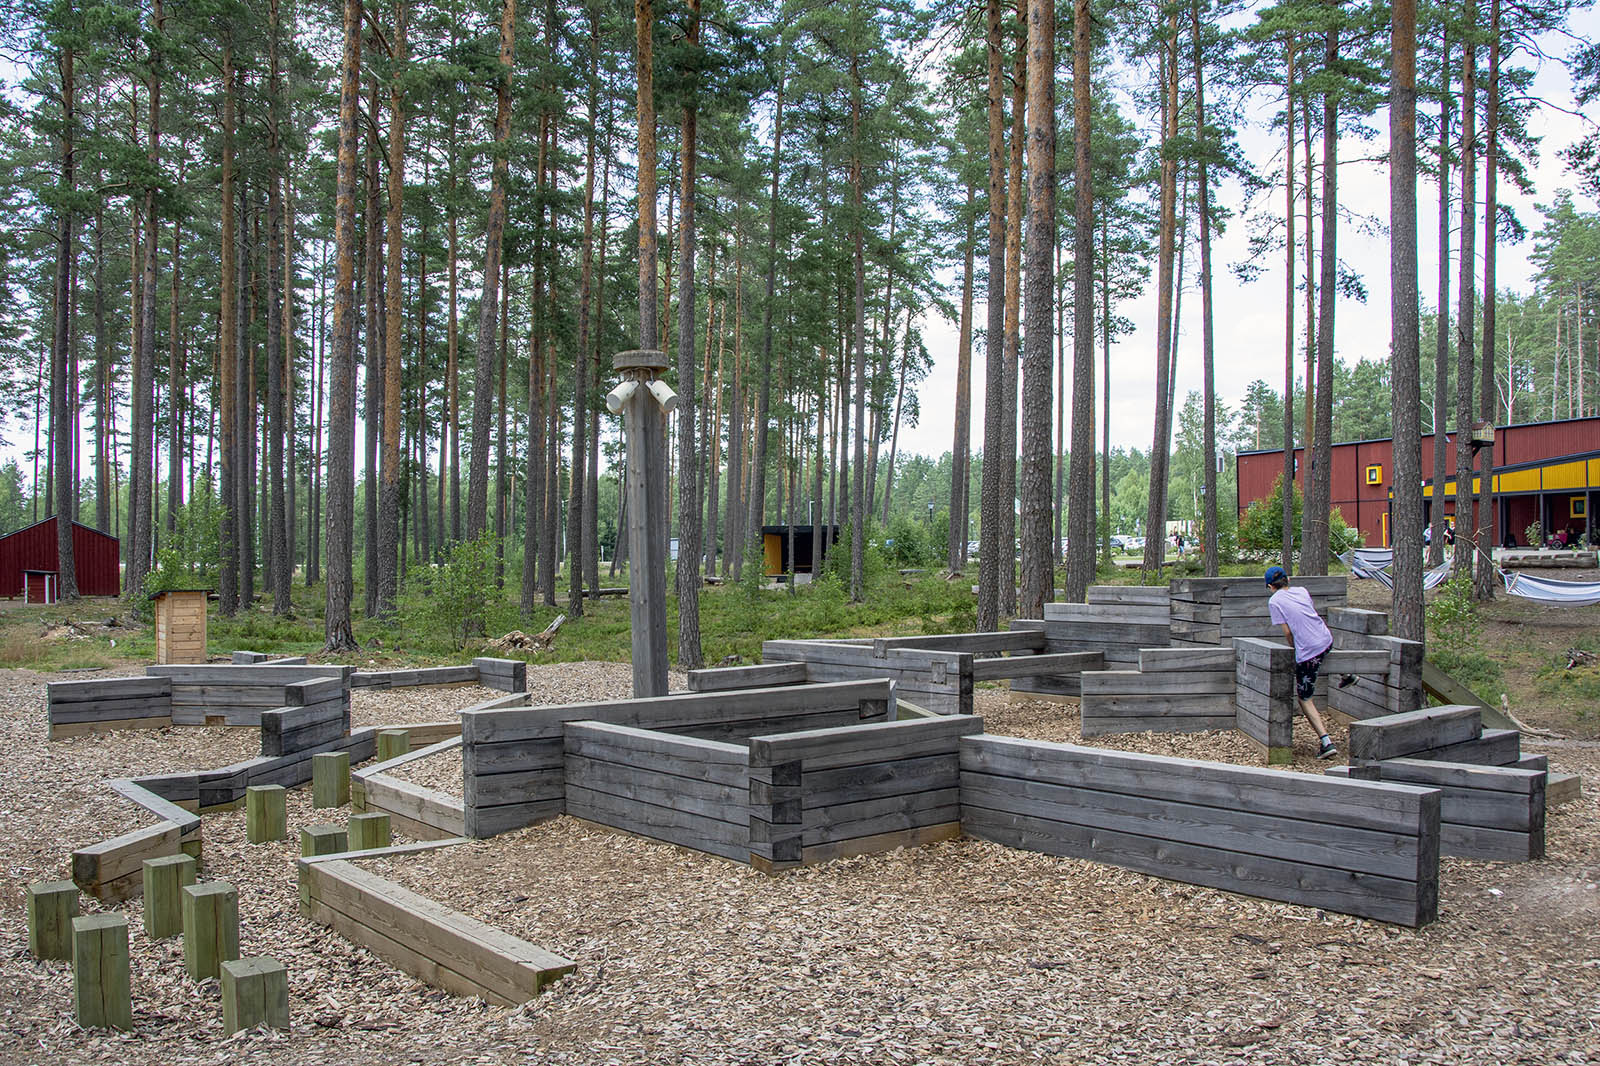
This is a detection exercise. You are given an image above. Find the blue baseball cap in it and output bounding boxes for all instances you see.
[1264,566,1287,586]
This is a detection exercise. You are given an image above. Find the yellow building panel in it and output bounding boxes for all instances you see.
[1541,460,1590,491]
[1495,468,1541,494]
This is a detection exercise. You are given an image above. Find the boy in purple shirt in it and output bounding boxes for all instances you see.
[1264,566,1339,759]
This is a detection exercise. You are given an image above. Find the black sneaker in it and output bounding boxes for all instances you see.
[1318,740,1339,760]
[1337,674,1358,689]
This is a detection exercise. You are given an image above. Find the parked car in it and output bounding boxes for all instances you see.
[1109,535,1130,551]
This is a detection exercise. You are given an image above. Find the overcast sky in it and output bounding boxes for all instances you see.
[894,11,1600,462]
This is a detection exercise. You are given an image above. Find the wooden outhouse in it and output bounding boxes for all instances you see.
[151,589,210,664]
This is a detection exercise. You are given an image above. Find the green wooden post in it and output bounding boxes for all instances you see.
[72,913,132,1031]
[300,824,348,858]
[26,880,78,960]
[312,752,350,808]
[347,812,391,852]
[142,854,196,939]
[220,957,289,1033]
[375,729,410,762]
[246,785,288,843]
[181,882,240,981]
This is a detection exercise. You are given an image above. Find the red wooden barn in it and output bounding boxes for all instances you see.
[0,516,121,600]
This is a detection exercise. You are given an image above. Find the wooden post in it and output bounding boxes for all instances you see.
[142,853,196,938]
[72,913,133,1030]
[26,880,79,960]
[615,350,670,697]
[376,729,411,762]
[300,824,348,857]
[312,751,350,808]
[246,784,288,843]
[220,957,290,1033]
[347,812,392,851]
[181,881,240,980]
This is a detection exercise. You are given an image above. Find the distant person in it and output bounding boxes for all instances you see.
[1174,532,1185,559]
[1264,566,1339,760]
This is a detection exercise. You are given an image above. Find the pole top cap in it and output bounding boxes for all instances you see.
[614,349,669,373]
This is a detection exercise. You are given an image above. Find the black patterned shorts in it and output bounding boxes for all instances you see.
[1294,649,1327,701]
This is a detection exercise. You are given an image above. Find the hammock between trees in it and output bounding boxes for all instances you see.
[1339,549,1452,591]
[1499,571,1600,608]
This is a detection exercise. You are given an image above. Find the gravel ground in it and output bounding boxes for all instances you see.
[1,664,1595,1066]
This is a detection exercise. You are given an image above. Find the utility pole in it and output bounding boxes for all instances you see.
[610,349,677,696]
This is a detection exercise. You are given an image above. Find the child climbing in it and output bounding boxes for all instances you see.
[1264,566,1339,759]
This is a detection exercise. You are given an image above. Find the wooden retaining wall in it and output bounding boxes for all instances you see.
[748,715,981,872]
[1010,602,1171,697]
[353,737,467,840]
[47,677,173,739]
[460,680,894,838]
[298,852,573,1005]
[71,779,204,902]
[352,665,480,690]
[1168,576,1347,647]
[260,676,354,757]
[129,729,379,811]
[1079,647,1236,737]
[1326,608,1426,720]
[473,658,528,693]
[959,734,1441,926]
[1330,759,1546,862]
[145,664,352,726]
[760,640,971,715]
[1233,638,1296,763]
[565,723,751,862]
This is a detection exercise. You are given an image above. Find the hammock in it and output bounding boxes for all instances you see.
[1340,550,1452,591]
[1500,570,1600,608]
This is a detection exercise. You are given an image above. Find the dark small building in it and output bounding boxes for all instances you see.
[761,524,841,577]
[0,516,122,599]
[1236,415,1600,548]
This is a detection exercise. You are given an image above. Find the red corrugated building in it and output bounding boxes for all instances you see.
[1236,415,1600,548]
[0,516,122,599]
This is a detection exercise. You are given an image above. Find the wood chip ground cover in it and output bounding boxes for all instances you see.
[1,664,1596,1065]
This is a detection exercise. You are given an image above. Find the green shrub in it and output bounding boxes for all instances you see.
[144,474,225,607]
[1238,474,1360,557]
[399,533,500,649]
[1426,569,1501,691]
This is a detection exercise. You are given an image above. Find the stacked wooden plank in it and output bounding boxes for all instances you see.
[460,680,893,838]
[47,677,173,739]
[1325,608,1425,720]
[298,855,573,1005]
[71,780,202,902]
[760,640,971,715]
[260,676,353,757]
[1010,600,1172,697]
[748,715,981,872]
[353,737,467,840]
[1168,576,1346,647]
[687,661,809,693]
[127,728,379,812]
[146,663,351,725]
[1233,638,1296,764]
[960,734,1441,926]
[1079,647,1236,737]
[351,665,481,689]
[1085,585,1172,607]
[565,723,751,862]
[1336,705,1547,861]
[473,657,528,693]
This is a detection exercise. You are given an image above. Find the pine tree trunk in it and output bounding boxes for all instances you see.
[1453,1,1477,580]
[747,78,781,566]
[1000,6,1025,616]
[675,0,704,666]
[168,204,183,533]
[1282,40,1296,571]
[466,0,515,541]
[128,0,161,598]
[1429,28,1451,567]
[1141,16,1179,576]
[976,0,1008,628]
[1302,23,1339,575]
[1054,0,1086,605]
[849,47,868,605]
[324,0,362,649]
[377,0,408,616]
[1194,0,1218,577]
[267,0,290,614]
[219,45,239,615]
[569,7,599,613]
[52,45,79,600]
[1390,0,1425,638]
[93,198,108,534]
[1474,0,1499,599]
[949,183,976,572]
